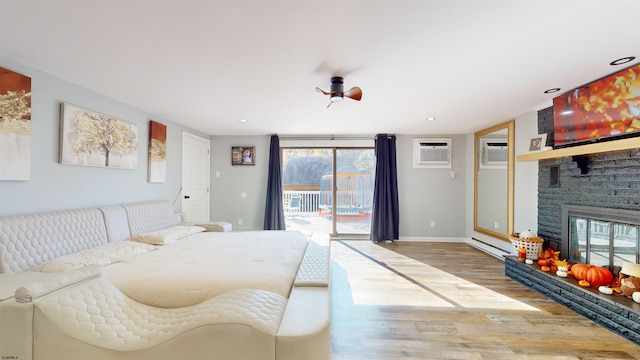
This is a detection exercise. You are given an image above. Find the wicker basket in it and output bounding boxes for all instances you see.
[509,235,544,260]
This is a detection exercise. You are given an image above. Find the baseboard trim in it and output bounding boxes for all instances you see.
[398,237,466,243]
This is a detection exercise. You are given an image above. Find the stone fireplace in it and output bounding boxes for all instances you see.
[505,106,640,345]
[535,106,640,258]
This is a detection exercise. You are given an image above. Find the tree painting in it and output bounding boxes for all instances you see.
[0,89,31,123]
[61,104,138,169]
[0,67,31,180]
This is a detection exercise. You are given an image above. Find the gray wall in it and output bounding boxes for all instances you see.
[476,168,507,234]
[397,134,467,238]
[208,134,469,238]
[210,135,270,230]
[1,56,540,242]
[0,56,207,216]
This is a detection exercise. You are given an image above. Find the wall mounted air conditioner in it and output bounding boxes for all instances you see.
[480,139,508,169]
[413,138,452,168]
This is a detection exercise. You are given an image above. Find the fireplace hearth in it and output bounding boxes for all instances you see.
[508,205,640,344]
[505,256,640,345]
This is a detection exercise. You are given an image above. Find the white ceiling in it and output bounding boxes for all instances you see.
[1,0,639,136]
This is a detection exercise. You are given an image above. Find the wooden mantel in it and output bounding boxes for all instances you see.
[517,137,640,162]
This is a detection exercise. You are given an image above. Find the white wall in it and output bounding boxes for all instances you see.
[513,111,539,234]
[0,56,208,216]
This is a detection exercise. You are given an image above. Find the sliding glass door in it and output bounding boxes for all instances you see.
[282,148,333,234]
[282,147,374,236]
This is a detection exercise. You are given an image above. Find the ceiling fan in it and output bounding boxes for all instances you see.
[315,76,362,108]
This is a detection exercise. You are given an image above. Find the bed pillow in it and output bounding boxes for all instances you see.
[16,265,101,302]
[128,225,206,245]
[0,271,67,300]
[29,241,158,273]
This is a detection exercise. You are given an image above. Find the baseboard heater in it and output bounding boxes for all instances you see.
[469,237,510,260]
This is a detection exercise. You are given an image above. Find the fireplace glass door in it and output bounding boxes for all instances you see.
[568,216,639,269]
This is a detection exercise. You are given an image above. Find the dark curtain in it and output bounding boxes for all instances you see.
[263,135,286,230]
[370,134,399,243]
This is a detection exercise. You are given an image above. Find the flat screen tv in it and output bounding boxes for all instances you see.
[553,62,640,148]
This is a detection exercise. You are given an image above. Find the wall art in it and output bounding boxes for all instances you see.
[231,146,255,165]
[148,120,167,182]
[0,67,31,180]
[527,133,547,152]
[60,103,138,169]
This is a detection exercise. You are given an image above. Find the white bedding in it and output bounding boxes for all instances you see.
[102,230,309,308]
[29,241,158,272]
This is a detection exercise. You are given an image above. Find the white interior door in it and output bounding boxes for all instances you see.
[181,132,210,223]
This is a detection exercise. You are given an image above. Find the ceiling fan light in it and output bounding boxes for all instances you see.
[330,94,344,102]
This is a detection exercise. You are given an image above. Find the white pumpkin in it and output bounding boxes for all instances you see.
[598,286,613,295]
[519,230,536,239]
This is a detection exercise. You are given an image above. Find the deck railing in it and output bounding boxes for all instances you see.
[283,190,373,216]
[284,191,319,215]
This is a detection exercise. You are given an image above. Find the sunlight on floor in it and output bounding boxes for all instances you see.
[332,241,540,311]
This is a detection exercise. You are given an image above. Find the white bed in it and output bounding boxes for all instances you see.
[0,201,330,360]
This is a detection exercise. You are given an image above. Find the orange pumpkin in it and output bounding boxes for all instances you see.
[571,263,590,280]
[578,280,591,287]
[538,259,549,266]
[571,263,613,287]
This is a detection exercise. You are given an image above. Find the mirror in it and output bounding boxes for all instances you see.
[474,120,514,241]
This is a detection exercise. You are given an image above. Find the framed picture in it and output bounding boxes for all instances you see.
[231,146,255,165]
[528,133,547,152]
[60,103,138,169]
[0,67,31,180]
[148,120,167,183]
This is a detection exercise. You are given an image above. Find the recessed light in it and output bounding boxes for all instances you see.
[610,56,635,66]
[426,116,436,121]
[544,88,561,94]
[561,110,573,115]
[239,119,247,123]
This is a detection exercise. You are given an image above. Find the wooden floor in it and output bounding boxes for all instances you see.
[330,240,640,360]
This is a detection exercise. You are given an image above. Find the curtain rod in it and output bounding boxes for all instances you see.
[278,135,375,140]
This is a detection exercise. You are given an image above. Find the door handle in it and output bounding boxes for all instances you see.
[184,195,190,199]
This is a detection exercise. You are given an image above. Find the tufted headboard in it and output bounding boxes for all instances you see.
[0,208,110,273]
[0,201,177,274]
[122,201,177,237]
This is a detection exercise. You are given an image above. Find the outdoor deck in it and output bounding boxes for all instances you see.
[284,190,372,236]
